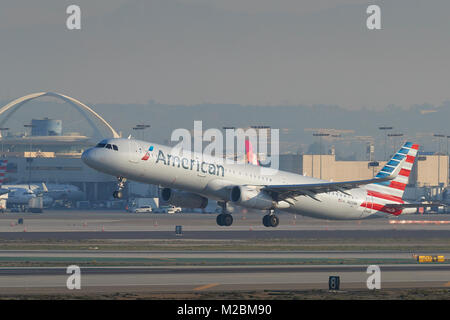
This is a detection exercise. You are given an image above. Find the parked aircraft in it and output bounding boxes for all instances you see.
[0,160,52,207]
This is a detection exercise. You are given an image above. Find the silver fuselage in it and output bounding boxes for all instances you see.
[82,138,413,220]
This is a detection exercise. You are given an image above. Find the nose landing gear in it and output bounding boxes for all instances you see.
[113,177,126,199]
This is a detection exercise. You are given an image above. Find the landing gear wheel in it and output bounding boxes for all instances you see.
[216,213,233,226]
[113,190,123,199]
[216,214,224,226]
[263,214,279,227]
[223,214,233,226]
[263,215,270,227]
[269,215,279,227]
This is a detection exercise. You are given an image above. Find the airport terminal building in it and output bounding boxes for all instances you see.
[280,154,449,188]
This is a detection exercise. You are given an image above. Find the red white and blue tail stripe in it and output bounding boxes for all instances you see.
[361,142,419,215]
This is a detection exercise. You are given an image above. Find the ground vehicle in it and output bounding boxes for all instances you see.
[166,206,182,214]
[133,205,153,213]
[127,197,159,213]
[154,205,181,214]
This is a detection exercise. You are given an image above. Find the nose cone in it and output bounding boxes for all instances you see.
[82,148,99,168]
[81,148,91,165]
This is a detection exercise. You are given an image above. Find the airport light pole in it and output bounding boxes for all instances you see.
[379,126,393,160]
[134,124,150,140]
[388,133,403,156]
[24,124,35,156]
[313,133,330,179]
[0,127,9,156]
[434,134,445,187]
[24,124,36,188]
[132,126,144,140]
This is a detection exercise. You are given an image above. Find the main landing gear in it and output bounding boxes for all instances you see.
[216,201,233,227]
[263,210,279,227]
[113,177,126,199]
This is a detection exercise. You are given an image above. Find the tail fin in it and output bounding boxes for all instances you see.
[0,159,7,186]
[367,142,419,199]
[245,139,259,166]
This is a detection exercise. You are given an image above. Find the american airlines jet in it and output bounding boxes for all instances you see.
[82,138,422,227]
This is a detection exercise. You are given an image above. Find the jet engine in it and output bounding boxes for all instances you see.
[161,188,208,209]
[230,186,274,210]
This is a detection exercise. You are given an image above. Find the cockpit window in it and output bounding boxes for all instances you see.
[95,141,119,151]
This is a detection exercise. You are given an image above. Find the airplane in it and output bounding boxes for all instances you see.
[5,188,38,206]
[3,183,84,202]
[82,138,428,227]
[0,160,53,207]
[36,183,85,202]
[0,184,54,207]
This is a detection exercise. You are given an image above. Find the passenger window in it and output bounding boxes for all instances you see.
[113,145,118,151]
[106,144,112,149]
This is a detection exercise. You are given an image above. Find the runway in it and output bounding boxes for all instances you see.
[1,249,446,259]
[1,210,450,297]
[1,230,450,240]
[1,264,450,294]
[2,211,450,240]
[2,211,450,235]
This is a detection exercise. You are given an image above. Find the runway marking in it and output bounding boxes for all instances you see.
[193,283,219,291]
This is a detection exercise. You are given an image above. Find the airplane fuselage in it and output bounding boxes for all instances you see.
[82,138,414,220]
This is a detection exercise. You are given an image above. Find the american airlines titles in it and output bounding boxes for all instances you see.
[155,149,225,177]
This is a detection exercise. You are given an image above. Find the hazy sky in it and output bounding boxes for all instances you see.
[1,0,450,109]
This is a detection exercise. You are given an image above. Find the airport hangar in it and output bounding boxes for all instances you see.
[0,92,447,203]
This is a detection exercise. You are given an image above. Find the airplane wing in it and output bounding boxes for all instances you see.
[263,176,395,201]
[263,149,406,202]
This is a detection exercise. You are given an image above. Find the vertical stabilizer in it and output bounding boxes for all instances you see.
[367,142,419,200]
